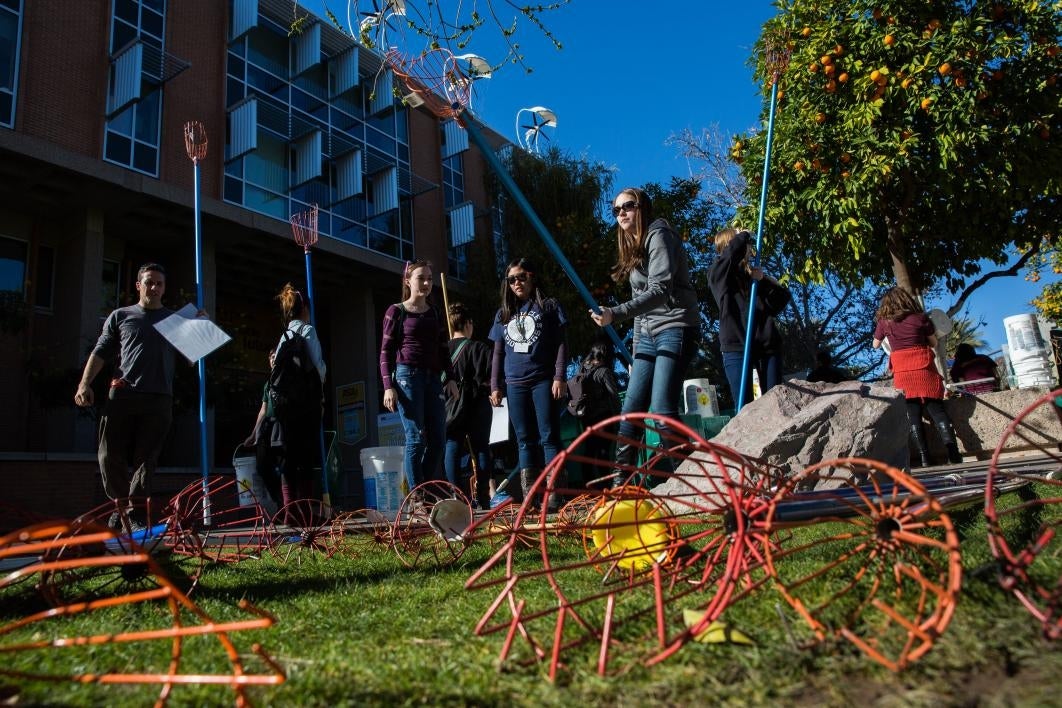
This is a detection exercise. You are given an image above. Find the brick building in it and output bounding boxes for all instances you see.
[0,0,509,518]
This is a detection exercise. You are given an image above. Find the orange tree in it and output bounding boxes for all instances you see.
[734,1,1062,295]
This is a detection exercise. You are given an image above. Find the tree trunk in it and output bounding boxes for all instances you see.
[886,218,914,293]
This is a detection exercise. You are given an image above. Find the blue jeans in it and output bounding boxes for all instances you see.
[444,396,493,498]
[722,349,781,408]
[618,326,697,445]
[506,378,560,471]
[394,364,446,489]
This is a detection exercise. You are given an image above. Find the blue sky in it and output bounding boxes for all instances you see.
[302,0,1051,353]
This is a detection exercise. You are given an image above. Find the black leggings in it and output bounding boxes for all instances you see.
[905,398,951,431]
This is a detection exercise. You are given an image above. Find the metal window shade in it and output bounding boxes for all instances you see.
[292,22,321,76]
[108,42,143,116]
[293,129,323,186]
[372,166,398,214]
[335,149,363,201]
[227,97,258,160]
[231,0,259,40]
[369,70,394,115]
[331,47,359,97]
[448,202,475,247]
[441,120,468,158]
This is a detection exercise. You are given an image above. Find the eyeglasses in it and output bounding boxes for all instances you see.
[506,273,530,285]
[611,200,639,217]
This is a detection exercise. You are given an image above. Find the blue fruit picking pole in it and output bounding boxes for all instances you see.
[737,55,787,411]
[184,121,211,523]
[291,206,332,508]
[457,108,633,366]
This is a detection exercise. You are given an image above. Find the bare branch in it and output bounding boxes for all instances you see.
[945,244,1041,318]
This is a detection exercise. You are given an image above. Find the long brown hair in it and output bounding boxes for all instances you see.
[276,282,308,324]
[875,286,923,322]
[401,259,433,301]
[610,187,655,283]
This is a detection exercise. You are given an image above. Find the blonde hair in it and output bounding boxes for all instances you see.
[276,283,307,324]
[713,227,753,276]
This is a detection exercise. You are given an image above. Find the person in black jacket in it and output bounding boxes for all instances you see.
[444,302,494,509]
[708,227,790,408]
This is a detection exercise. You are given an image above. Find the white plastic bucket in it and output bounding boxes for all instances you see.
[232,447,271,510]
[1004,314,1047,361]
[682,379,719,417]
[359,446,406,518]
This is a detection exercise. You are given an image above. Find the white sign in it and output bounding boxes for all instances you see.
[153,303,232,364]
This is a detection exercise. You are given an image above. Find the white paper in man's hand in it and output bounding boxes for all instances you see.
[489,399,511,445]
[153,304,232,364]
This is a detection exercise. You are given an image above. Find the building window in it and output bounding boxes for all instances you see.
[0,0,23,129]
[442,129,469,278]
[0,235,26,296]
[0,237,55,311]
[223,10,414,262]
[103,0,165,176]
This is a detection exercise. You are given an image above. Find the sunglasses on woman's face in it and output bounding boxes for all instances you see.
[507,273,530,285]
[611,200,638,217]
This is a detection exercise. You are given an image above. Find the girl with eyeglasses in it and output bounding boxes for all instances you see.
[379,260,458,492]
[488,258,569,505]
[590,187,699,483]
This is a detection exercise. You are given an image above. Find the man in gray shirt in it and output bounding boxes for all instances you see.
[74,263,177,524]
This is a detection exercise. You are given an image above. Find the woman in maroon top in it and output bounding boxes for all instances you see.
[872,287,962,467]
[379,260,457,491]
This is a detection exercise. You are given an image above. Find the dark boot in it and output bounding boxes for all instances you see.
[519,468,537,500]
[909,424,931,468]
[935,420,963,464]
[610,443,639,487]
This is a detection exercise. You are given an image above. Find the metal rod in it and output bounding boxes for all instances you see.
[457,108,633,365]
[192,159,211,525]
[303,247,332,507]
[737,79,781,410]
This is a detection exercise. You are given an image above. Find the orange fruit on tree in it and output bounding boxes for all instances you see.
[901,77,914,89]
[825,79,837,93]
[815,112,827,124]
[824,63,836,77]
[794,160,805,171]
[809,61,820,73]
[872,7,883,21]
[884,34,895,46]
[821,55,833,65]
[838,72,849,83]
[920,97,933,110]
[840,152,851,164]
[870,69,881,82]
[834,44,844,56]
[928,18,941,30]
[801,26,812,38]
[938,62,952,76]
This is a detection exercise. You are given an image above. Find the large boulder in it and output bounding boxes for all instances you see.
[709,380,910,474]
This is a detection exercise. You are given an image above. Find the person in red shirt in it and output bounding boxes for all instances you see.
[872,287,962,467]
[950,343,1000,394]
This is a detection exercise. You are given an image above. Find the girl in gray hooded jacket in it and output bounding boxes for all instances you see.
[590,187,699,484]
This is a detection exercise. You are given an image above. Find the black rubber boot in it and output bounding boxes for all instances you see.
[935,421,963,464]
[610,443,639,487]
[909,423,931,468]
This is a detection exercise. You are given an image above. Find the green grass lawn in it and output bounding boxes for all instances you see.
[2,486,1060,707]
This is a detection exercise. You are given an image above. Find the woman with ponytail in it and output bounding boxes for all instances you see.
[274,283,326,507]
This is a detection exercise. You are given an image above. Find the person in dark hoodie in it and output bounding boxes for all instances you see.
[589,187,699,484]
[708,227,790,407]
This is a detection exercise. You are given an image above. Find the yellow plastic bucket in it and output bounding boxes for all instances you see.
[589,497,674,570]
